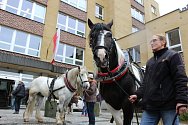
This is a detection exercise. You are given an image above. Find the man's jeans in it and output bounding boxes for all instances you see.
[86,102,95,125]
[140,110,179,125]
[15,96,23,112]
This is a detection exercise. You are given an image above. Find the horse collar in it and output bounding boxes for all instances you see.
[96,60,129,83]
[97,58,125,77]
[64,73,77,92]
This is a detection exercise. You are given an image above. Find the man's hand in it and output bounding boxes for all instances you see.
[176,103,188,115]
[129,95,137,103]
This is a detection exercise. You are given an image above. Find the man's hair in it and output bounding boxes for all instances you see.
[155,34,167,47]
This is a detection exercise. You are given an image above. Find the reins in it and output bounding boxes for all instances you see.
[172,104,187,125]
[108,69,140,125]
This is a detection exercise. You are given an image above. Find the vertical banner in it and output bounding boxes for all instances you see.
[51,28,60,64]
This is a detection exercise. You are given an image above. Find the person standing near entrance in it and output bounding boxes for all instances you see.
[12,81,25,114]
[83,74,97,125]
[129,34,188,125]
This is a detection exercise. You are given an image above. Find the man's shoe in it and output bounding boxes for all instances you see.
[13,112,19,114]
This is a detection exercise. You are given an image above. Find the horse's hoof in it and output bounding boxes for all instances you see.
[56,121,63,125]
[38,120,43,123]
[23,119,29,122]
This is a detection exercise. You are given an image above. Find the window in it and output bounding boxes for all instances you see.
[0,0,3,9]
[77,21,85,37]
[95,4,103,20]
[151,5,156,14]
[0,25,41,57]
[166,28,182,52]
[57,13,86,37]
[55,43,84,66]
[75,48,83,65]
[57,14,67,31]
[134,0,143,5]
[61,0,87,11]
[65,45,74,64]
[131,7,145,23]
[128,45,140,62]
[132,26,139,33]
[67,17,76,34]
[1,0,46,23]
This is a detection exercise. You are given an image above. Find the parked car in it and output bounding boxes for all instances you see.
[72,96,84,112]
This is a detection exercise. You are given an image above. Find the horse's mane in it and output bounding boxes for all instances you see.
[89,23,111,47]
[114,41,125,65]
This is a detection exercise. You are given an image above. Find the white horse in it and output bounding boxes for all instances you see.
[23,66,90,124]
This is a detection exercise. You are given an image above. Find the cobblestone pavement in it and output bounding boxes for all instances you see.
[0,108,187,125]
[0,108,117,125]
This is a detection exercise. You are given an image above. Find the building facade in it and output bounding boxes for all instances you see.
[85,0,159,70]
[117,8,188,75]
[0,0,159,107]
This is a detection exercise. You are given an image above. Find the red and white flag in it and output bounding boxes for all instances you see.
[51,28,60,64]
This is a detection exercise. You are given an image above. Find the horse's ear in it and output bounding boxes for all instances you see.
[78,66,81,72]
[88,18,94,29]
[107,20,113,29]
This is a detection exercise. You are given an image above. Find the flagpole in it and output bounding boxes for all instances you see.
[46,37,53,60]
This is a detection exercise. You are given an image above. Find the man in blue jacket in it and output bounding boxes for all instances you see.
[129,34,188,125]
[12,81,25,114]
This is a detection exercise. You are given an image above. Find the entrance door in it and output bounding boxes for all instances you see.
[0,79,15,108]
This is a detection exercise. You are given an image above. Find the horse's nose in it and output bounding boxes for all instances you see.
[98,49,106,62]
[82,82,90,90]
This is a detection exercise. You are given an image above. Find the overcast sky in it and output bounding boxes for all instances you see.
[155,0,188,15]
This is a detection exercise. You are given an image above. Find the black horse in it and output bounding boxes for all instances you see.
[88,19,143,125]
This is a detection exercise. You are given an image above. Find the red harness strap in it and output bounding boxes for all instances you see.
[64,73,77,92]
[97,59,125,77]
[100,67,129,83]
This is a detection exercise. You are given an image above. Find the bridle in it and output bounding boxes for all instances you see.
[77,73,89,87]
[90,30,116,71]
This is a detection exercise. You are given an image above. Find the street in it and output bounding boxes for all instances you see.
[0,107,187,125]
[0,107,118,125]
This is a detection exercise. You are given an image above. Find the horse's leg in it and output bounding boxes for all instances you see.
[35,95,44,123]
[23,93,36,122]
[105,103,123,125]
[122,100,134,125]
[56,97,65,125]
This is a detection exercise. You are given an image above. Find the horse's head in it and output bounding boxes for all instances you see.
[88,19,117,69]
[77,66,90,89]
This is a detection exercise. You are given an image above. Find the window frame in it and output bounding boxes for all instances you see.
[0,25,42,57]
[131,7,145,23]
[132,26,139,33]
[166,28,183,52]
[95,4,104,20]
[55,42,84,66]
[128,45,141,63]
[1,0,46,23]
[134,0,143,5]
[61,0,87,12]
[57,13,86,37]
[151,5,157,15]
